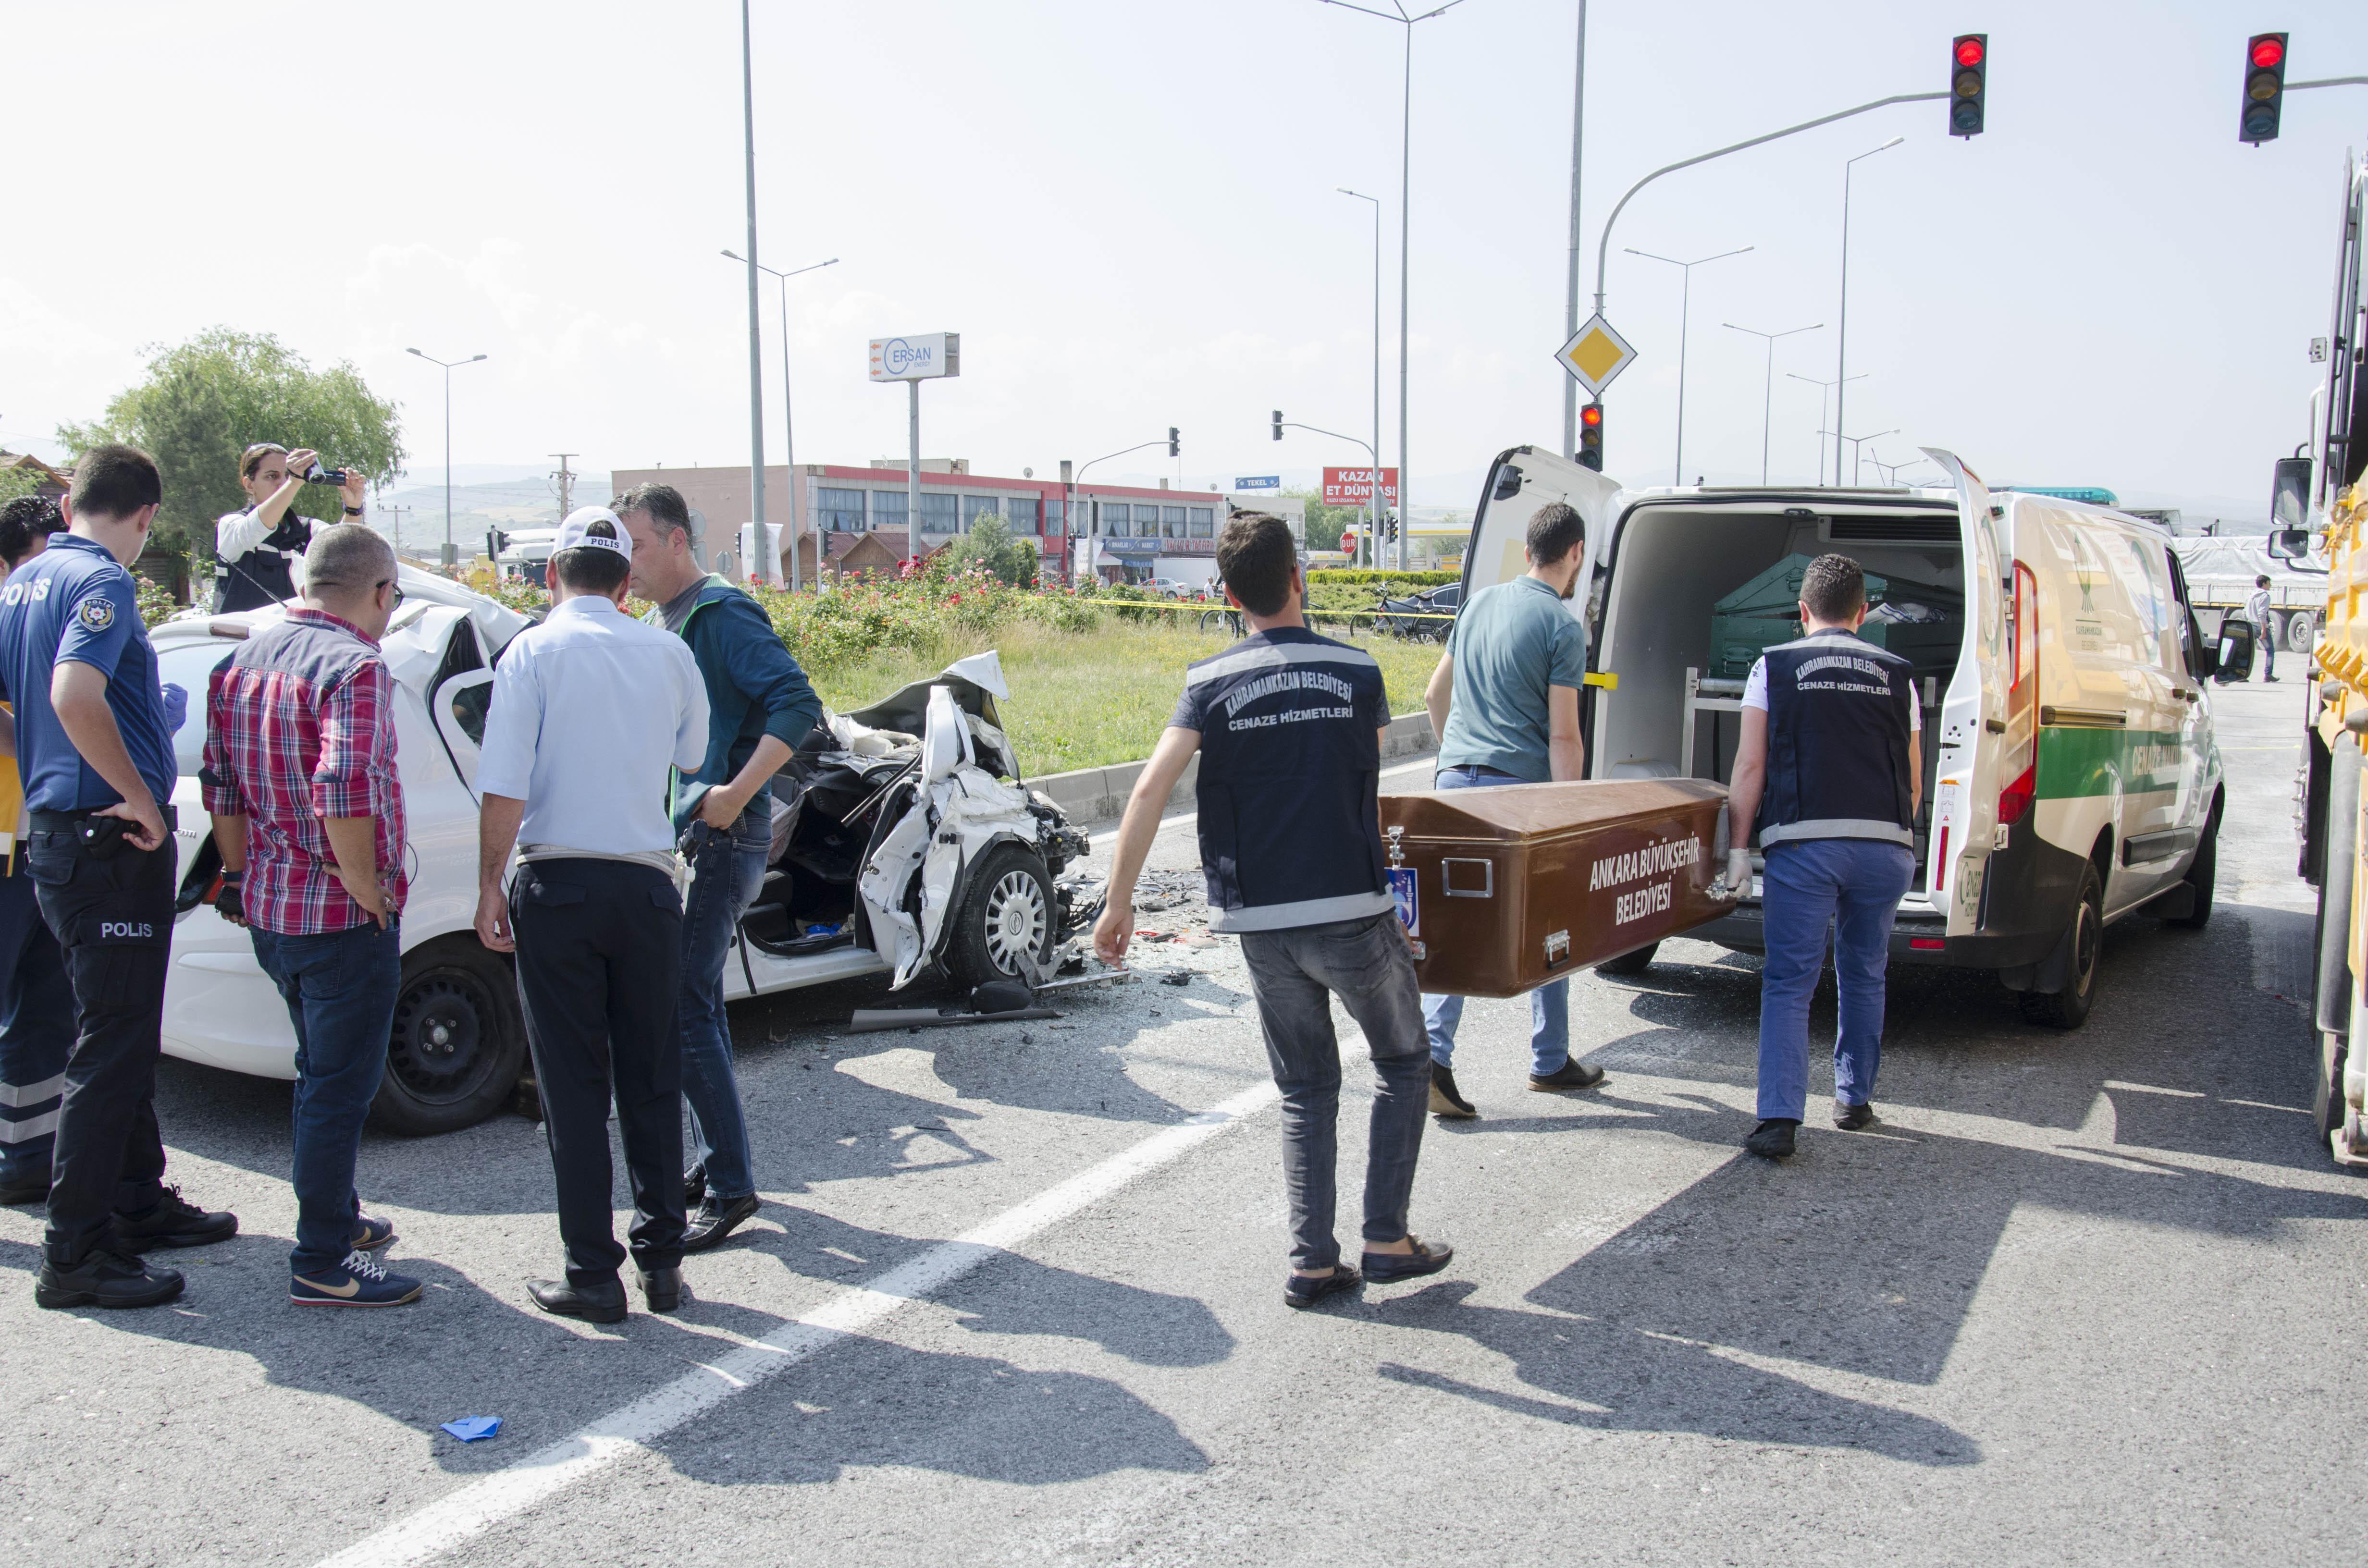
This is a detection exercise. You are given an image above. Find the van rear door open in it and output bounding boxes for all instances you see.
[1922,447,2011,937]
[1461,448,1621,608]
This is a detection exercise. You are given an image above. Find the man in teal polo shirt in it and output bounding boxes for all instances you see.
[1418,501,1607,1118]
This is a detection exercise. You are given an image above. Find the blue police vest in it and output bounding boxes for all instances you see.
[1756,628,1915,848]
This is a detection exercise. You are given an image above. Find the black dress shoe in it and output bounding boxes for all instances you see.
[113,1185,238,1252]
[1528,1057,1607,1092]
[638,1266,682,1313]
[1429,1063,1478,1119]
[682,1193,761,1254]
[527,1277,627,1324]
[1832,1099,1877,1131]
[683,1167,706,1207]
[1362,1236,1455,1283]
[35,1250,185,1311]
[1284,1264,1361,1310]
[1745,1118,1800,1158]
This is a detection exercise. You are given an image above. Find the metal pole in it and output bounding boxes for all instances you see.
[907,380,921,573]
[1727,324,1819,486]
[740,0,769,584]
[778,270,797,591]
[1561,0,1586,461]
[1396,24,1411,571]
[442,364,452,563]
[1674,267,1689,485]
[1836,137,1901,496]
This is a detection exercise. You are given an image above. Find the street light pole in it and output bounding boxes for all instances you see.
[1786,371,1865,485]
[724,251,839,591]
[1818,426,1899,486]
[1724,322,1821,485]
[1278,418,1381,560]
[1625,245,1751,485]
[1561,0,1587,462]
[405,347,487,567]
[1836,136,1902,491]
[1320,0,1471,570]
[738,0,770,585]
[1339,188,1382,569]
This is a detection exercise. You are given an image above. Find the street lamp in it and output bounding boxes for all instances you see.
[405,348,487,567]
[1818,426,1899,486]
[1835,135,1902,490]
[1337,188,1383,570]
[1723,321,1821,485]
[722,250,838,592]
[1075,437,1181,584]
[1624,245,1752,485]
[1319,0,1473,568]
[1786,371,1866,486]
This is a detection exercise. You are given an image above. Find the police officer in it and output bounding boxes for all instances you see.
[1725,553,1923,1159]
[0,444,238,1309]
[473,509,709,1324]
[0,495,71,1206]
[216,443,368,613]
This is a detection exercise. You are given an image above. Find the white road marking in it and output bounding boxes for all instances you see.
[314,1078,1283,1568]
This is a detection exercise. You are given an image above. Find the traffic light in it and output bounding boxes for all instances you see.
[1578,402,1604,471]
[1271,410,1283,441]
[1168,426,1180,458]
[2240,32,2288,145]
[1949,34,1986,137]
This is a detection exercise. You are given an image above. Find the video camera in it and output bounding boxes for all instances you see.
[302,461,349,487]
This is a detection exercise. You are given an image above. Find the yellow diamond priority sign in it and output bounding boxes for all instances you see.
[1556,314,1636,396]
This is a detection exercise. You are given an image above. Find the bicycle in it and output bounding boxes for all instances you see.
[1198,606,1245,638]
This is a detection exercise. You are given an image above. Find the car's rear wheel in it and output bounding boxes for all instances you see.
[1596,942,1659,977]
[943,843,1057,989]
[2020,861,2104,1029]
[2166,808,2218,930]
[370,939,527,1136]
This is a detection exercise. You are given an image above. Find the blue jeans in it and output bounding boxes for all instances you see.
[251,919,402,1275]
[1755,837,1916,1122]
[1421,764,1569,1076]
[0,863,74,1186]
[679,806,771,1202]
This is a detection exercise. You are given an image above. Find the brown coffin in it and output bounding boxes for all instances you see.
[1378,778,1737,999]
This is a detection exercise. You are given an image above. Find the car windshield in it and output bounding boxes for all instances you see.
[154,639,238,777]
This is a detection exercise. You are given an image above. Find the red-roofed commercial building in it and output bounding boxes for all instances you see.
[604,460,1228,586]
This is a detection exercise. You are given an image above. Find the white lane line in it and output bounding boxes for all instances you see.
[315,1078,1282,1568]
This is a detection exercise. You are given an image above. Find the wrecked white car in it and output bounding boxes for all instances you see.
[159,580,1092,1135]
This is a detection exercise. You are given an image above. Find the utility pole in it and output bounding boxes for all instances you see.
[549,453,577,519]
[738,0,770,584]
[1561,0,1587,462]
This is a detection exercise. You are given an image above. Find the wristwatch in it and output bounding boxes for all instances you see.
[342,505,365,517]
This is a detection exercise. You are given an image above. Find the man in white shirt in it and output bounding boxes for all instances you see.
[2246,576,2278,682]
[473,508,709,1323]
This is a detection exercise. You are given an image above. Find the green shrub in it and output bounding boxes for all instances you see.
[1305,569,1460,587]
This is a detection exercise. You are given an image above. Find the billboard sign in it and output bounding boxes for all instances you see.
[1322,466,1400,506]
[1233,475,1281,490]
[869,333,962,382]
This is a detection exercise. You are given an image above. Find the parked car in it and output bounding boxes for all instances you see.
[154,571,1093,1135]
[1144,576,1196,600]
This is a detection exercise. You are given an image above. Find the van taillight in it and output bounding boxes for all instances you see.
[1997,560,2038,830]
[1934,825,1949,891]
[1997,761,2036,825]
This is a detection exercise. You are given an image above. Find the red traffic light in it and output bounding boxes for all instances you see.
[2250,35,2284,69]
[1954,36,1985,67]
[1579,405,1603,428]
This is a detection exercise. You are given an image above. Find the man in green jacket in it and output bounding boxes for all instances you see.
[618,484,822,1251]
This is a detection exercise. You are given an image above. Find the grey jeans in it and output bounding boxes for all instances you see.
[1238,914,1432,1272]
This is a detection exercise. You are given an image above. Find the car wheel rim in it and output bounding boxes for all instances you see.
[2073,902,2100,996]
[983,868,1048,973]
[389,972,491,1103]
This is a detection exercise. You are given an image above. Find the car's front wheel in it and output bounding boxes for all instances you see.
[370,937,528,1136]
[943,843,1057,989]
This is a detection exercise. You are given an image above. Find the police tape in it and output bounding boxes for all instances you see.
[1091,598,1461,623]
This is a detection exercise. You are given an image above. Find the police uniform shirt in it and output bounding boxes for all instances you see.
[0,534,175,813]
[1169,626,1395,933]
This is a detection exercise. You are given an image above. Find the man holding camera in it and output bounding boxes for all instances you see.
[0,445,238,1310]
[217,444,367,613]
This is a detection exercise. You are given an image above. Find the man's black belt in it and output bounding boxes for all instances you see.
[30,805,180,833]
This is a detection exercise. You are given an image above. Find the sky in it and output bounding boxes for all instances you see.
[4,0,2365,523]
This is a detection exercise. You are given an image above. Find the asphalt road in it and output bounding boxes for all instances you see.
[0,675,2356,1568]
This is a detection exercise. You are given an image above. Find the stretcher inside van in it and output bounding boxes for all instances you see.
[1455,446,2224,1027]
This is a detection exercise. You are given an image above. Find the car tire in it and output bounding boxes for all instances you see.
[2288,612,2317,653]
[2019,861,2104,1030]
[2166,808,2218,930]
[1595,942,1660,977]
[2312,1027,2347,1145]
[370,938,528,1137]
[943,842,1057,990]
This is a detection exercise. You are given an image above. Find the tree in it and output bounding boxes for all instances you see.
[1283,487,1363,554]
[940,514,1038,587]
[58,328,405,566]
[0,466,51,505]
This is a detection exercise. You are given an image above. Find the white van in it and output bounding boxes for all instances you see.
[1456,446,2224,1027]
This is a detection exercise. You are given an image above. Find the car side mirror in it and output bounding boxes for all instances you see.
[2267,527,2312,560]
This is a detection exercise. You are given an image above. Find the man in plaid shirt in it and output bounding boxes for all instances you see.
[203,525,423,1307]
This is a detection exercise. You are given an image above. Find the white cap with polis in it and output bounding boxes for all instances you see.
[555,506,630,560]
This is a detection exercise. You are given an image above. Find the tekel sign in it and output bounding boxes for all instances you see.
[1322,467,1400,506]
[1233,475,1281,490]
[869,333,962,382]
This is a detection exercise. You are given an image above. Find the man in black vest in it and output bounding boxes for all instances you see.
[1724,553,1921,1159]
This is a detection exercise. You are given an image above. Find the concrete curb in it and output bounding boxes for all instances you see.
[1027,711,1437,826]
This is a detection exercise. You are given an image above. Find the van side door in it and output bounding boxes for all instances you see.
[2101,527,2194,909]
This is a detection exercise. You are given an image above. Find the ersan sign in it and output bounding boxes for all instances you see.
[1322,466,1399,506]
[868,332,962,382]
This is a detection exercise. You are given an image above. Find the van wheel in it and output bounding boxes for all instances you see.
[1596,942,1660,977]
[944,843,1056,990]
[2020,863,2104,1029]
[2312,1029,2347,1144]
[2166,812,2217,930]
[370,940,527,1137]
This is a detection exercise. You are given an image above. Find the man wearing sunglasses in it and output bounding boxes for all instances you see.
[202,525,424,1306]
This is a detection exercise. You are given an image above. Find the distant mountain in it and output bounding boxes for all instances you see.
[373,467,610,558]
